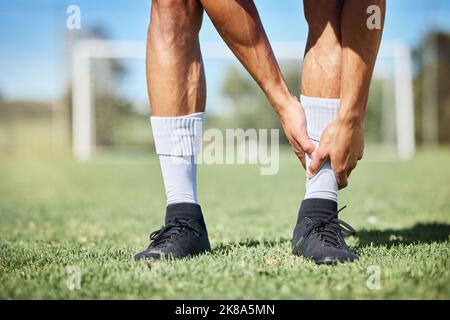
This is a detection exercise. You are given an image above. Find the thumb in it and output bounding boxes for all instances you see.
[308,147,327,177]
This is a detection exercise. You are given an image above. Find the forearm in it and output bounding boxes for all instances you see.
[199,0,294,115]
[339,0,386,124]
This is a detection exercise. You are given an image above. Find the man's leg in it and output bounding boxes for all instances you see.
[135,0,210,261]
[307,1,385,189]
[301,0,343,202]
[147,0,205,206]
[147,0,205,116]
[292,0,358,265]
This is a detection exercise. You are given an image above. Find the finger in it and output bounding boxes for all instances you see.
[298,150,306,169]
[292,143,306,169]
[288,139,304,168]
[346,162,357,178]
[336,171,348,190]
[298,133,315,155]
[346,167,353,178]
[308,148,328,177]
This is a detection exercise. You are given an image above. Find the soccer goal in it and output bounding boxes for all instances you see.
[71,39,415,161]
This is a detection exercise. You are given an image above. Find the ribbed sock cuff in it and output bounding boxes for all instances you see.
[151,112,204,156]
[301,95,340,142]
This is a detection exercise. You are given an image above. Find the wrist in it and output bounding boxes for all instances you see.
[271,94,298,119]
[337,108,365,127]
[261,78,296,117]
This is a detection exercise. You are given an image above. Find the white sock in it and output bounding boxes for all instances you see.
[150,112,204,206]
[301,95,340,202]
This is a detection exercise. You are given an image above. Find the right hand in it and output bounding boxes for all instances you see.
[308,116,365,189]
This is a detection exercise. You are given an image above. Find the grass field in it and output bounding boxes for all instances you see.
[0,148,449,299]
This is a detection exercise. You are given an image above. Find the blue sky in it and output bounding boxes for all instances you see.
[0,0,449,106]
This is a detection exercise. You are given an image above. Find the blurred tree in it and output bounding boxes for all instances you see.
[413,30,450,145]
[221,62,384,144]
[222,65,278,130]
[221,63,301,144]
[364,79,383,143]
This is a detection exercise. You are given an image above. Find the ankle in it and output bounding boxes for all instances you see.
[165,202,206,228]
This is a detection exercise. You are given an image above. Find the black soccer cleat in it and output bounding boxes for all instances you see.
[134,203,211,261]
[292,198,358,265]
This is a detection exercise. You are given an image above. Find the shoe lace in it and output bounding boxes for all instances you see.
[149,218,202,248]
[304,206,357,248]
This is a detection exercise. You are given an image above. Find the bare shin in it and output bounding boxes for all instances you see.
[147,0,206,116]
[301,0,344,99]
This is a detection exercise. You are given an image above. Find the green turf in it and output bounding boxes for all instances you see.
[0,148,449,299]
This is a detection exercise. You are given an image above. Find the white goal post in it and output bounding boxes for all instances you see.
[72,39,415,161]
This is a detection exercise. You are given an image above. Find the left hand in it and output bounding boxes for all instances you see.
[308,117,365,189]
[278,97,315,169]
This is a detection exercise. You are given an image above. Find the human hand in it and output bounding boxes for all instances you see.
[308,116,365,189]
